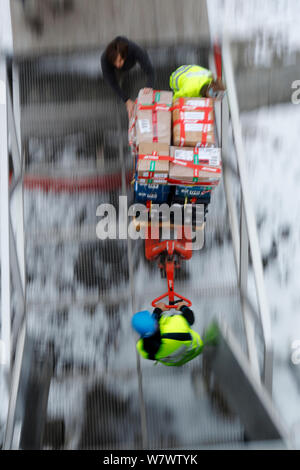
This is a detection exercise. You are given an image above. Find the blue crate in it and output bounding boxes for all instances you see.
[174,185,211,204]
[134,179,171,204]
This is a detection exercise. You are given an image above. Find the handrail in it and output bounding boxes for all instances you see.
[0,56,27,449]
[221,37,273,394]
[0,57,12,376]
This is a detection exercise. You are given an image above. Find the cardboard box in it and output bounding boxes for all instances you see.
[134,179,171,204]
[169,163,221,184]
[137,143,170,182]
[169,146,222,184]
[172,97,215,147]
[136,89,173,145]
[170,146,221,167]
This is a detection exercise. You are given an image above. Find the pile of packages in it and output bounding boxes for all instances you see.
[129,89,222,204]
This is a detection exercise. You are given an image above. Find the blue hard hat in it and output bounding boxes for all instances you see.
[131,310,158,338]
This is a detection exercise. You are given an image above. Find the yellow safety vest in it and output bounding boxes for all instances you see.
[137,314,203,366]
[170,65,213,99]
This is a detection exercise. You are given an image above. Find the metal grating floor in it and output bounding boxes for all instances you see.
[18,44,250,449]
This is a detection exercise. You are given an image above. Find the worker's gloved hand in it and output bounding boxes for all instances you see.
[125,99,135,120]
[156,302,169,312]
[175,301,189,311]
[142,87,153,94]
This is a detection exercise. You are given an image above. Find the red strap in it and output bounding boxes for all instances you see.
[166,177,219,186]
[138,103,172,111]
[152,108,158,143]
[138,154,170,162]
[138,154,221,174]
[137,103,170,111]
[179,119,186,146]
[171,159,221,174]
[201,123,207,145]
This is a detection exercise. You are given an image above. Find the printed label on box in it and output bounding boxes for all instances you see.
[185,123,213,132]
[157,174,168,178]
[183,111,205,121]
[186,99,205,107]
[196,148,221,166]
[174,149,194,161]
[139,179,167,184]
[141,172,168,178]
[138,119,151,134]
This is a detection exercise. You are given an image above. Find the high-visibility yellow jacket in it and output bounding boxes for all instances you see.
[137,314,203,366]
[170,65,213,99]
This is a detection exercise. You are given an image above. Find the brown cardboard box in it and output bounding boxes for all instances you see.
[169,146,222,184]
[137,142,170,181]
[169,163,221,184]
[136,89,173,145]
[170,146,221,167]
[172,97,215,147]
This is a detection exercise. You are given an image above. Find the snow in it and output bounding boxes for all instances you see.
[208,0,300,50]
[0,0,13,54]
[240,103,300,442]
[208,0,300,69]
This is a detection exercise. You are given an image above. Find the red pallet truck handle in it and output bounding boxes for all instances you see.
[152,292,192,310]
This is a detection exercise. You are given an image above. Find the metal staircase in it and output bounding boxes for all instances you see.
[0,2,291,451]
[0,41,290,450]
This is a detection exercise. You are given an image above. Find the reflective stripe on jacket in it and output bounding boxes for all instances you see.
[137,314,203,366]
[169,65,213,99]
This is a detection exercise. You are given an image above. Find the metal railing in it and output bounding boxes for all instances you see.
[0,56,27,449]
[217,38,273,395]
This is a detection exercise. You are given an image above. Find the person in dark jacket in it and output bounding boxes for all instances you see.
[101,36,155,119]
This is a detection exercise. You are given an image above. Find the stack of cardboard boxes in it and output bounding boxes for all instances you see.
[130,89,172,203]
[129,89,222,204]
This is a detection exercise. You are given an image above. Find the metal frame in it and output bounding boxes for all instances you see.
[219,38,273,395]
[0,56,26,449]
[0,57,12,377]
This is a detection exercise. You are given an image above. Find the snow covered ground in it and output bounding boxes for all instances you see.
[0,0,13,54]
[241,103,300,444]
[208,0,300,53]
